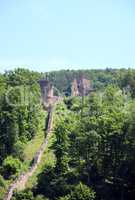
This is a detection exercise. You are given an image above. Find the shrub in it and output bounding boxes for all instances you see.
[2,156,22,179]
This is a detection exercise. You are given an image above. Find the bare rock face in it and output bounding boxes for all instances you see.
[71,76,92,96]
[39,80,54,107]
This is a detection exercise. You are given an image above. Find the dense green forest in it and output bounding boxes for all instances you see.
[0,68,135,200]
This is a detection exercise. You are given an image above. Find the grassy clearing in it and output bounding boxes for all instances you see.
[23,131,45,162]
[0,131,45,199]
[23,107,58,189]
[1,110,47,198]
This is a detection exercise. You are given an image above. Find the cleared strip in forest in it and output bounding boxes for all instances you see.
[3,107,53,200]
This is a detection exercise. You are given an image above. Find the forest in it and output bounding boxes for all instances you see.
[0,68,135,200]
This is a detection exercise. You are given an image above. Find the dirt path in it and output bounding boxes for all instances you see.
[4,107,54,200]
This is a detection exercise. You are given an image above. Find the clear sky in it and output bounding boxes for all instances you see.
[0,0,135,72]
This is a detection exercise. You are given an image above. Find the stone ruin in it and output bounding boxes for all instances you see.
[71,75,93,96]
[39,76,93,107]
[39,79,60,108]
[39,79,54,108]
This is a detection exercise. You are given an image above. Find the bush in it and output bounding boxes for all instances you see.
[13,140,25,161]
[59,182,95,200]
[2,156,22,179]
[0,175,5,187]
[12,190,34,200]
[34,195,49,200]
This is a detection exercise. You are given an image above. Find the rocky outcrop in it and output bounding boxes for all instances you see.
[4,107,53,200]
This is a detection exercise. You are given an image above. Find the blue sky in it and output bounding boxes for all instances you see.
[0,0,135,72]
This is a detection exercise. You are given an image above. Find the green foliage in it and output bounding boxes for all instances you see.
[4,68,41,86]
[12,140,25,160]
[2,156,22,179]
[34,195,49,200]
[0,69,45,163]
[59,183,95,200]
[59,196,70,200]
[53,120,70,174]
[70,182,95,200]
[34,83,135,200]
[0,175,5,188]
[13,191,49,200]
[12,190,34,200]
[1,68,135,200]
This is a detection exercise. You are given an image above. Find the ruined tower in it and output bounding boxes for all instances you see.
[71,79,79,96]
[39,80,54,107]
[71,75,92,96]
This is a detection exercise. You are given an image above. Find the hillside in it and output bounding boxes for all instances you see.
[0,68,135,200]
